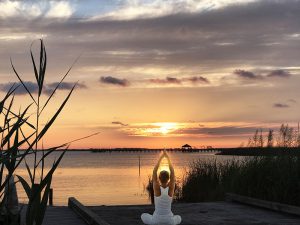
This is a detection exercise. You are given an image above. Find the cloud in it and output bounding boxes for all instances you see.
[0,0,300,89]
[273,103,289,108]
[267,70,291,78]
[234,69,263,80]
[0,81,38,95]
[0,81,86,96]
[92,0,256,21]
[47,81,87,90]
[233,69,292,83]
[112,121,128,126]
[169,125,258,136]
[0,0,73,19]
[183,76,210,84]
[288,99,297,103]
[0,1,20,18]
[45,1,73,19]
[149,76,209,85]
[44,81,87,95]
[149,76,181,84]
[100,76,130,87]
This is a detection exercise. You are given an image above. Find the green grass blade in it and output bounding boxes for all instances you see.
[38,40,47,97]
[25,159,34,184]
[0,84,18,115]
[30,41,39,84]
[36,143,68,167]
[36,177,52,225]
[2,104,32,147]
[3,106,35,130]
[16,175,31,198]
[39,55,80,116]
[10,58,37,105]
[37,84,76,141]
[40,150,66,190]
[38,39,47,96]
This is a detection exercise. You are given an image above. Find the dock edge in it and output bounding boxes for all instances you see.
[68,197,111,225]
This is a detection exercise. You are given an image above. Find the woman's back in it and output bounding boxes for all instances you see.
[154,186,173,216]
[141,152,181,225]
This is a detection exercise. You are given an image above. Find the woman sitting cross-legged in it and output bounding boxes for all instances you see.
[141,151,182,225]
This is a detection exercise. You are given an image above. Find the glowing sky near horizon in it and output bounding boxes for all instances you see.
[0,0,300,148]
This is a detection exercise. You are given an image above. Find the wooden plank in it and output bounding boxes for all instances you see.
[89,202,300,225]
[68,197,110,225]
[226,193,300,216]
[42,206,86,225]
[20,205,86,225]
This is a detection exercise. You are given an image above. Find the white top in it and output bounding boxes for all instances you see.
[154,186,173,216]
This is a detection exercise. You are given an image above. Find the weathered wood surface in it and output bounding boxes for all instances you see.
[41,206,86,225]
[226,193,300,216]
[69,197,110,225]
[20,204,86,225]
[89,202,300,225]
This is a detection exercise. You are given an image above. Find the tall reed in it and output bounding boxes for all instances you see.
[0,39,79,225]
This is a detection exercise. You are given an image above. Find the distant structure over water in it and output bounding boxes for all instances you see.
[181,144,192,150]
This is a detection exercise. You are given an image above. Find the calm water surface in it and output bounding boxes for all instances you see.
[15,151,238,206]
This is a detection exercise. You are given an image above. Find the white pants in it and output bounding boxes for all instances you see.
[141,213,182,225]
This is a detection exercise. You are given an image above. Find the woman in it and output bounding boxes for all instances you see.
[141,151,182,225]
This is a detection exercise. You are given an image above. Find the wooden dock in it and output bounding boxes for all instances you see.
[20,205,86,225]
[29,197,300,225]
[88,202,300,225]
[42,206,86,225]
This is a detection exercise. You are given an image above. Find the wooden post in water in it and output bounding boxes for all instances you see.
[49,188,53,206]
[138,154,141,176]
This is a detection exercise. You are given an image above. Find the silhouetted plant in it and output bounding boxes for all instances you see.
[267,129,274,147]
[163,156,300,206]
[277,124,294,147]
[0,39,82,225]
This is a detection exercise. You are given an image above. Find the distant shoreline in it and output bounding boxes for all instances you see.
[17,147,300,156]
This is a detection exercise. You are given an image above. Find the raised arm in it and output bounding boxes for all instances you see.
[165,152,175,197]
[153,152,164,196]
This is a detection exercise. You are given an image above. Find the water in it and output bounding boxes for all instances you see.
[15,151,236,206]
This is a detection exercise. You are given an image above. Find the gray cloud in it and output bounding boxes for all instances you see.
[149,77,181,84]
[44,81,87,95]
[273,103,290,108]
[183,76,210,84]
[234,69,263,80]
[267,70,291,78]
[47,82,87,90]
[149,76,209,85]
[1,0,300,72]
[0,81,38,95]
[0,0,300,90]
[0,81,86,96]
[170,126,258,136]
[100,76,130,87]
[112,121,128,126]
[288,99,297,103]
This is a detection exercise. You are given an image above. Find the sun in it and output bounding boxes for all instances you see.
[131,122,179,136]
[156,122,177,135]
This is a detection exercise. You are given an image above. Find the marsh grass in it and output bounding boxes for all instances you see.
[146,155,300,206]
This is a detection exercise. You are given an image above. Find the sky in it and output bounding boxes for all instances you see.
[0,0,300,149]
